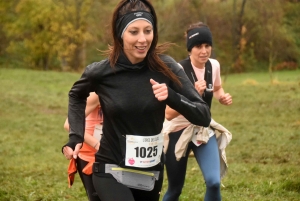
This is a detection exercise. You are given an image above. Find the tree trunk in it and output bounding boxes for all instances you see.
[231,0,247,73]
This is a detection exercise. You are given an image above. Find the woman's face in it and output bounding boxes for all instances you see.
[122,20,153,64]
[190,43,212,68]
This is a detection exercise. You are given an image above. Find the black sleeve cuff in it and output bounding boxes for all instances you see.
[165,86,181,108]
[61,134,83,153]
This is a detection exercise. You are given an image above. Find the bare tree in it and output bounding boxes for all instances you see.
[231,0,247,73]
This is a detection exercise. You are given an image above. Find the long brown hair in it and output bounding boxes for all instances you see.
[105,0,181,86]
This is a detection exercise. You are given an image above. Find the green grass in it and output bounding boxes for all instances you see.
[0,68,299,201]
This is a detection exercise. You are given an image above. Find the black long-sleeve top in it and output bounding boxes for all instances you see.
[66,52,211,171]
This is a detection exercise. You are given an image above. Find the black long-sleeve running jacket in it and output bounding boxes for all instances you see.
[65,52,211,171]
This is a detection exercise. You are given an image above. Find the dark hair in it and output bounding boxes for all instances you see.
[106,0,181,86]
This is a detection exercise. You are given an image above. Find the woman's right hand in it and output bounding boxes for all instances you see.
[62,143,82,160]
[194,80,206,95]
[150,79,168,101]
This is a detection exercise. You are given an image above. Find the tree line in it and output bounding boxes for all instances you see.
[0,0,299,73]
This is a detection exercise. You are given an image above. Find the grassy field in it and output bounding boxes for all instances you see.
[0,68,299,201]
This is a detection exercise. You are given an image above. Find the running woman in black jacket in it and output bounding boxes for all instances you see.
[62,1,211,201]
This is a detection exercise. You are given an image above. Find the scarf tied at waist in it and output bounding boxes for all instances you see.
[162,117,232,179]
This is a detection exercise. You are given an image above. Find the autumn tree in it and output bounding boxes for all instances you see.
[0,0,20,66]
[4,0,60,70]
[4,0,96,71]
[154,0,206,60]
[244,0,298,74]
[0,0,299,72]
[52,0,94,71]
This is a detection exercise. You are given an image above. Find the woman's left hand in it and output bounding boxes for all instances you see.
[63,146,73,160]
[150,79,168,101]
[219,93,232,105]
[62,143,82,160]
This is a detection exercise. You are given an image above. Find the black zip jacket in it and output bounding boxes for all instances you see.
[65,52,211,170]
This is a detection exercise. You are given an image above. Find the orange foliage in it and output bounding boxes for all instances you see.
[273,62,298,71]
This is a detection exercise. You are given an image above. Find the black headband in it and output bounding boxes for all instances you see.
[116,10,154,38]
[186,27,213,51]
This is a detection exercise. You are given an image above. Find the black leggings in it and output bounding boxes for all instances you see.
[92,170,164,201]
[76,157,101,201]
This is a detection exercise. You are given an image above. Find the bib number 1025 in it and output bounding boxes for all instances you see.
[134,146,157,158]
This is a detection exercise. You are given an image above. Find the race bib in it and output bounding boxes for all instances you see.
[191,132,202,147]
[191,127,215,146]
[125,133,163,168]
[93,124,103,141]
